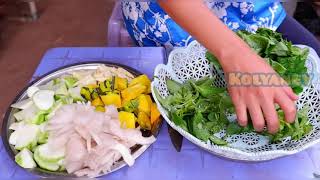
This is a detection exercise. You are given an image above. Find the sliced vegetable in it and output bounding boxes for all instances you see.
[33,146,60,171]
[27,86,40,98]
[121,84,147,102]
[63,76,78,88]
[13,105,46,123]
[99,80,112,93]
[95,105,105,112]
[138,95,151,115]
[38,131,49,144]
[123,99,139,113]
[91,97,104,107]
[10,123,39,150]
[15,148,37,168]
[90,90,100,100]
[52,82,68,96]
[119,111,136,129]
[11,99,33,110]
[101,93,121,108]
[68,86,83,102]
[37,143,65,162]
[115,77,128,90]
[33,90,55,110]
[129,74,151,93]
[137,111,151,130]
[150,103,161,125]
[80,87,91,101]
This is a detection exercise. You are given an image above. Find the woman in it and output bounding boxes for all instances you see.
[122,1,320,133]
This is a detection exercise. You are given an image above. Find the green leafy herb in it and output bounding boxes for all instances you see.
[206,28,310,94]
[166,79,183,94]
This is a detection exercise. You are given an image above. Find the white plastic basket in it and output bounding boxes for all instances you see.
[151,40,320,161]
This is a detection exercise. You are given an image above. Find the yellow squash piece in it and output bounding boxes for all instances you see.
[137,111,151,130]
[129,75,151,93]
[115,77,128,91]
[138,95,151,115]
[91,97,104,107]
[87,84,98,90]
[151,103,161,125]
[95,106,105,112]
[101,93,122,108]
[119,111,136,129]
[121,84,147,102]
[145,95,152,106]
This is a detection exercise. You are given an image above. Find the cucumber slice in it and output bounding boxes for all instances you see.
[11,99,33,110]
[15,148,37,168]
[38,80,54,91]
[33,90,55,110]
[14,124,40,150]
[27,86,40,98]
[52,82,69,96]
[37,143,65,163]
[9,121,25,131]
[68,86,83,102]
[34,146,60,171]
[9,131,19,145]
[63,76,78,89]
[14,105,39,121]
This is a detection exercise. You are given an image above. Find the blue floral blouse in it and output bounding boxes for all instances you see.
[121,1,286,48]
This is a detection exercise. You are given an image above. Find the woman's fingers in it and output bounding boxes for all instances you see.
[234,100,248,127]
[229,88,248,126]
[260,99,279,134]
[283,86,299,101]
[247,98,265,132]
[275,91,297,123]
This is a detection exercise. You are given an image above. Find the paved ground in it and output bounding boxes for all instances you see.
[0,0,114,126]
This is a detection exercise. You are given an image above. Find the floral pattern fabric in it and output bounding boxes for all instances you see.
[121,1,286,48]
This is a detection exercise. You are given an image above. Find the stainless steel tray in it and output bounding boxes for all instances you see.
[1,62,161,178]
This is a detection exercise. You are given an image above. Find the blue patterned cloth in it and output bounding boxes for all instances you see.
[121,1,286,48]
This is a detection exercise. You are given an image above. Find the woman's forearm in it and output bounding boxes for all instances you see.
[159,0,254,68]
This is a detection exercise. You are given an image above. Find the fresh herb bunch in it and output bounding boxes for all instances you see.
[155,77,312,145]
[206,28,310,94]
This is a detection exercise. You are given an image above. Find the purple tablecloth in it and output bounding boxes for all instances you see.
[1,47,320,180]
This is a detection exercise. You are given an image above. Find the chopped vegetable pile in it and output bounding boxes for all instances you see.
[156,77,312,146]
[8,65,161,176]
[10,75,82,170]
[80,74,161,131]
[206,28,310,94]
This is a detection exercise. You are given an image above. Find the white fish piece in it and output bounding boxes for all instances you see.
[65,134,87,173]
[111,143,134,166]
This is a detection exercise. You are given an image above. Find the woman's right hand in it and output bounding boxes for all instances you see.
[221,48,298,134]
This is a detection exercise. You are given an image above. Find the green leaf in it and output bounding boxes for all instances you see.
[153,87,171,110]
[206,52,222,69]
[166,79,182,94]
[226,122,243,135]
[191,81,225,98]
[171,112,188,131]
[192,112,210,141]
[209,136,228,146]
[270,41,289,56]
[271,60,287,74]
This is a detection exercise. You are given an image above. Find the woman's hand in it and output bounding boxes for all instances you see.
[222,49,298,133]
